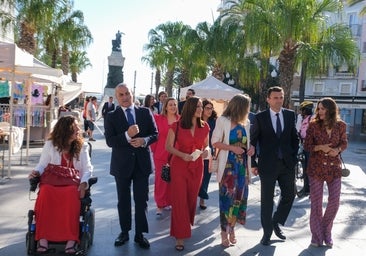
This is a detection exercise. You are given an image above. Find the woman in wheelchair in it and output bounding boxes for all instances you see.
[28,116,93,254]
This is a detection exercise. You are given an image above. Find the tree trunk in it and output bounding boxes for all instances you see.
[165,69,174,96]
[278,40,298,108]
[299,60,307,103]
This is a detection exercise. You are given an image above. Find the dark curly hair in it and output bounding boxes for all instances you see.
[48,116,83,160]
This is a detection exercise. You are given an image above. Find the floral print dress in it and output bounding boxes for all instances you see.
[219,124,249,232]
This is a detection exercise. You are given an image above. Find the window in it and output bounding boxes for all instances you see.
[363,42,366,53]
[340,83,351,94]
[313,83,324,94]
[325,84,339,94]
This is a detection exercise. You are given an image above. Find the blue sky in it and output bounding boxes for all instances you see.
[74,0,219,95]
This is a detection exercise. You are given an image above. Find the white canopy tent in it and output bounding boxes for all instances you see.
[0,42,63,178]
[179,76,243,115]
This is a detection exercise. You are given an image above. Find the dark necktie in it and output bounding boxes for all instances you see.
[276,113,283,158]
[125,108,135,125]
[276,113,282,138]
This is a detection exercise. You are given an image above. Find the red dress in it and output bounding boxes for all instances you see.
[151,114,179,208]
[35,153,81,242]
[169,121,209,239]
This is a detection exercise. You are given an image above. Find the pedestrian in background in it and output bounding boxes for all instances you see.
[211,94,254,247]
[143,94,156,113]
[165,97,209,251]
[102,96,115,119]
[296,101,314,198]
[86,96,97,141]
[250,86,299,246]
[178,88,195,114]
[198,99,217,210]
[82,96,90,138]
[151,97,180,216]
[104,83,158,249]
[153,91,167,114]
[304,97,347,248]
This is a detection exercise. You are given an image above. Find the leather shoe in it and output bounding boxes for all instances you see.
[134,234,150,249]
[260,235,271,246]
[114,232,129,246]
[273,222,286,240]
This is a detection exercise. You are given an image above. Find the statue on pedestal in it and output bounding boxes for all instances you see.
[112,30,123,52]
[105,31,125,88]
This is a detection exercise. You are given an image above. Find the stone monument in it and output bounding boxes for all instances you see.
[104,31,125,97]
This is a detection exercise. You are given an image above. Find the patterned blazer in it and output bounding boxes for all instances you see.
[304,120,348,182]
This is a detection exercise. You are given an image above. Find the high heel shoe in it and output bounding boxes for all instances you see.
[229,230,237,244]
[221,231,230,247]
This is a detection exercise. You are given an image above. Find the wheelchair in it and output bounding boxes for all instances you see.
[26,176,98,255]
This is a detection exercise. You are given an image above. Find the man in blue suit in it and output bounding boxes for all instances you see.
[104,83,158,249]
[250,86,299,246]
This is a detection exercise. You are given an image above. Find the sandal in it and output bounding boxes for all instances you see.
[65,240,78,255]
[229,230,237,244]
[221,231,230,247]
[175,239,184,251]
[36,239,52,254]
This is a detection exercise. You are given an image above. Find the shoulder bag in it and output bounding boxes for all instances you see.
[340,154,350,177]
[161,122,179,182]
[40,163,80,186]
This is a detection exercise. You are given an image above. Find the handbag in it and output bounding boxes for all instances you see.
[40,163,80,186]
[161,122,179,182]
[340,154,350,177]
[209,133,224,173]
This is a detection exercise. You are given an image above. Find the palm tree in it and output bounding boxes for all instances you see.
[69,50,91,82]
[144,21,194,96]
[40,4,93,74]
[224,0,357,108]
[12,0,67,55]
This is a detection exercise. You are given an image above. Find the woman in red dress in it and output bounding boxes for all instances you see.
[151,97,180,215]
[165,97,210,251]
[29,116,92,254]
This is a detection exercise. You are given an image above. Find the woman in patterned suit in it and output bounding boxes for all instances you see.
[304,97,348,248]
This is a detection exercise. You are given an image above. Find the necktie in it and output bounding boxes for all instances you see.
[276,113,282,138]
[125,108,135,125]
[276,113,283,158]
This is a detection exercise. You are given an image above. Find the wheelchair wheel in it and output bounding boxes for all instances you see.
[89,208,95,245]
[79,232,90,254]
[26,231,36,255]
[26,210,36,255]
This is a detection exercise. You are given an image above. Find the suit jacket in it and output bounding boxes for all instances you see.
[178,100,186,114]
[104,106,158,178]
[102,102,115,117]
[251,108,299,172]
[153,101,162,114]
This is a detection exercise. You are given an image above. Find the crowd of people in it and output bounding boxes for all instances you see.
[29,83,348,253]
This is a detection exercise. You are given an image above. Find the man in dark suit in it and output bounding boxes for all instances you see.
[152,91,167,114]
[250,86,299,246]
[104,83,158,249]
[102,96,115,118]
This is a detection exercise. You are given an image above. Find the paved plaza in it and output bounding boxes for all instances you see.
[1,119,366,256]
